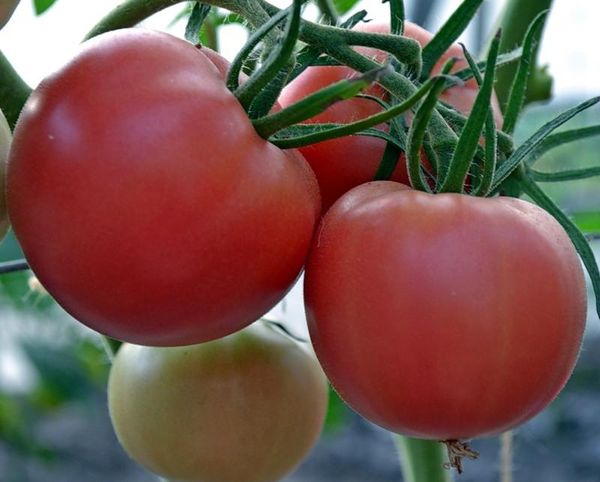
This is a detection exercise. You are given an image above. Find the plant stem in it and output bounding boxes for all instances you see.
[492,0,554,109]
[500,431,513,482]
[83,0,459,160]
[394,436,452,482]
[0,50,32,129]
[0,259,30,275]
[314,0,337,24]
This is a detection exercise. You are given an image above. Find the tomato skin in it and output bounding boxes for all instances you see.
[8,29,320,346]
[278,22,502,212]
[304,181,586,439]
[0,108,10,241]
[108,322,328,482]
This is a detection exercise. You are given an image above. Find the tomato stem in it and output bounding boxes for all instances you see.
[394,436,453,482]
[0,258,30,275]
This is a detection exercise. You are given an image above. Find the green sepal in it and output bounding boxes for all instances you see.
[420,0,485,80]
[502,11,548,135]
[528,166,600,183]
[184,2,212,44]
[406,76,450,192]
[226,7,290,92]
[383,0,406,35]
[235,0,304,110]
[457,42,498,196]
[271,124,405,151]
[525,125,600,166]
[517,170,600,320]
[452,47,523,82]
[438,32,500,194]
[491,97,600,192]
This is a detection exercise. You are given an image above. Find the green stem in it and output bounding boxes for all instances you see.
[0,50,32,129]
[83,0,460,161]
[0,259,30,275]
[314,0,337,24]
[395,436,452,482]
[492,0,554,109]
[101,336,123,361]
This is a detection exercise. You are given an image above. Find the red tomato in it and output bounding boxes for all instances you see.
[304,181,587,439]
[8,29,320,346]
[278,22,502,212]
[0,108,10,241]
[108,322,328,482]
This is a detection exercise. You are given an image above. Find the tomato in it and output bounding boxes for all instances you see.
[0,108,10,242]
[7,29,320,346]
[0,0,19,30]
[304,181,586,439]
[278,22,502,212]
[108,322,328,482]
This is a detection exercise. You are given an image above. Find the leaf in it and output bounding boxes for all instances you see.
[572,211,600,233]
[33,0,58,15]
[332,0,361,15]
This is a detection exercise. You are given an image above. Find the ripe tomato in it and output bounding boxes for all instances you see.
[304,181,587,439]
[0,108,10,241]
[278,22,502,212]
[8,29,320,346]
[108,322,328,482]
[0,0,19,30]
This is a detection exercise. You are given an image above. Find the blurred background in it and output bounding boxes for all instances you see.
[1,0,600,481]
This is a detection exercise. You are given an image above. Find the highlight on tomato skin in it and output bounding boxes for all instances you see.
[278,21,503,213]
[108,322,329,482]
[304,181,587,440]
[6,28,321,347]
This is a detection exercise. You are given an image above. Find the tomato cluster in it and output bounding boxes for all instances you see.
[3,13,589,481]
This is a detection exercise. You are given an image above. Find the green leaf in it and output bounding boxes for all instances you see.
[420,0,485,80]
[33,0,58,15]
[572,211,600,233]
[491,97,600,192]
[332,0,361,15]
[184,3,212,44]
[502,11,548,135]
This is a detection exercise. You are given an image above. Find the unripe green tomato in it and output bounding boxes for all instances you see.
[0,108,10,241]
[0,0,19,30]
[108,322,328,482]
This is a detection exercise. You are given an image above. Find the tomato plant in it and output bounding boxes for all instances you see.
[278,21,503,212]
[304,181,587,440]
[0,108,10,242]
[0,0,19,30]
[108,322,328,482]
[7,28,320,346]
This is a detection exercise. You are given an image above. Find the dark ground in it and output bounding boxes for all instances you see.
[1,332,600,482]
